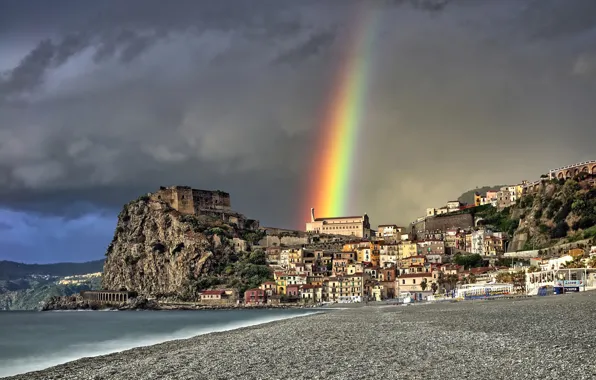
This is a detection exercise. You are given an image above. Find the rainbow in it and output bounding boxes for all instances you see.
[303,8,379,223]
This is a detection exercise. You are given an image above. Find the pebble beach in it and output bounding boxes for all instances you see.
[7,292,596,380]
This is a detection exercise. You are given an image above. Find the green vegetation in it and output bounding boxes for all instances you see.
[242,230,266,245]
[475,206,520,236]
[181,249,273,300]
[461,177,596,250]
[452,253,485,269]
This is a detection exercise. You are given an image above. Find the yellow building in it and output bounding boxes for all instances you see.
[398,242,418,259]
[332,258,349,276]
[568,248,585,258]
[275,272,307,295]
[356,247,371,263]
[516,182,527,199]
[400,255,426,269]
[370,249,380,267]
[347,262,365,275]
[343,241,367,252]
[288,249,303,265]
[276,277,287,295]
[474,193,482,207]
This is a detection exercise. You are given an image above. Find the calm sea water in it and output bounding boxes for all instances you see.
[0,309,316,378]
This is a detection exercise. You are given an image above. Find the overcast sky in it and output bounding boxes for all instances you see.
[1,0,596,263]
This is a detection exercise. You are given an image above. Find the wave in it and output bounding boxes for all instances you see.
[0,311,321,378]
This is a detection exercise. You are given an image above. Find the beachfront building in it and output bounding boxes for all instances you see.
[259,281,277,297]
[305,208,371,238]
[456,283,513,300]
[244,288,267,305]
[338,273,365,303]
[200,289,238,305]
[397,272,436,293]
[301,284,323,303]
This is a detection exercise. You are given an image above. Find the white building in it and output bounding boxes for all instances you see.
[446,201,462,213]
[305,208,371,238]
[379,244,399,267]
[377,224,402,240]
[540,255,574,272]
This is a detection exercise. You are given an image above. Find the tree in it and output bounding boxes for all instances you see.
[420,279,428,292]
[248,250,267,265]
[446,274,459,291]
[453,254,484,269]
[436,272,445,292]
[431,282,438,294]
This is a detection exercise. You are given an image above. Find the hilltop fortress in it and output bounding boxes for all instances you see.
[149,186,259,230]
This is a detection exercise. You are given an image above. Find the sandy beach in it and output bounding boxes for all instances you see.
[7,292,596,380]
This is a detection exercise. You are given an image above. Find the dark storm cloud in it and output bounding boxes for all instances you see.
[1,0,596,230]
[273,31,336,66]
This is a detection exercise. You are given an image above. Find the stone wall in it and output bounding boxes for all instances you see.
[199,298,237,306]
[258,235,310,248]
[427,213,474,231]
[149,186,231,215]
[192,189,231,212]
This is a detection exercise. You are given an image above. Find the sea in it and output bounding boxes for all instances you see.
[0,309,316,378]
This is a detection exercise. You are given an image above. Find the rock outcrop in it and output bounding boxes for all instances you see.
[477,177,596,252]
[101,196,269,301]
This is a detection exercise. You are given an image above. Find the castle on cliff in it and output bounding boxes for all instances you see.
[149,186,259,230]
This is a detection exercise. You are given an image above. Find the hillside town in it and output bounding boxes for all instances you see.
[199,160,596,306]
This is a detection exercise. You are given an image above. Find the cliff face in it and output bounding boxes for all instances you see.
[102,197,270,300]
[478,178,596,252]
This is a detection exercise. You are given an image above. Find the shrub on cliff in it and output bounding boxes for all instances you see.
[452,253,484,269]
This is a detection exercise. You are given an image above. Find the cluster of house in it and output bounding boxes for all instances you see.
[196,160,596,305]
[199,237,512,306]
[425,184,525,217]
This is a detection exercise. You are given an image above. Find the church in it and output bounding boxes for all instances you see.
[305,208,371,238]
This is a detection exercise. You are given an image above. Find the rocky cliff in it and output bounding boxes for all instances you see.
[102,196,271,300]
[477,177,596,252]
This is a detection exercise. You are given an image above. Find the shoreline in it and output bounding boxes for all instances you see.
[40,294,326,312]
[6,292,596,379]
[1,309,323,379]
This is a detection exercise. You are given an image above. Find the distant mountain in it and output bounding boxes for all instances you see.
[0,259,104,281]
[458,185,505,205]
[0,259,104,310]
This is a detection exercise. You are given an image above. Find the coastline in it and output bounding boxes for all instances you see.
[6,292,596,380]
[0,309,322,379]
[40,294,324,312]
